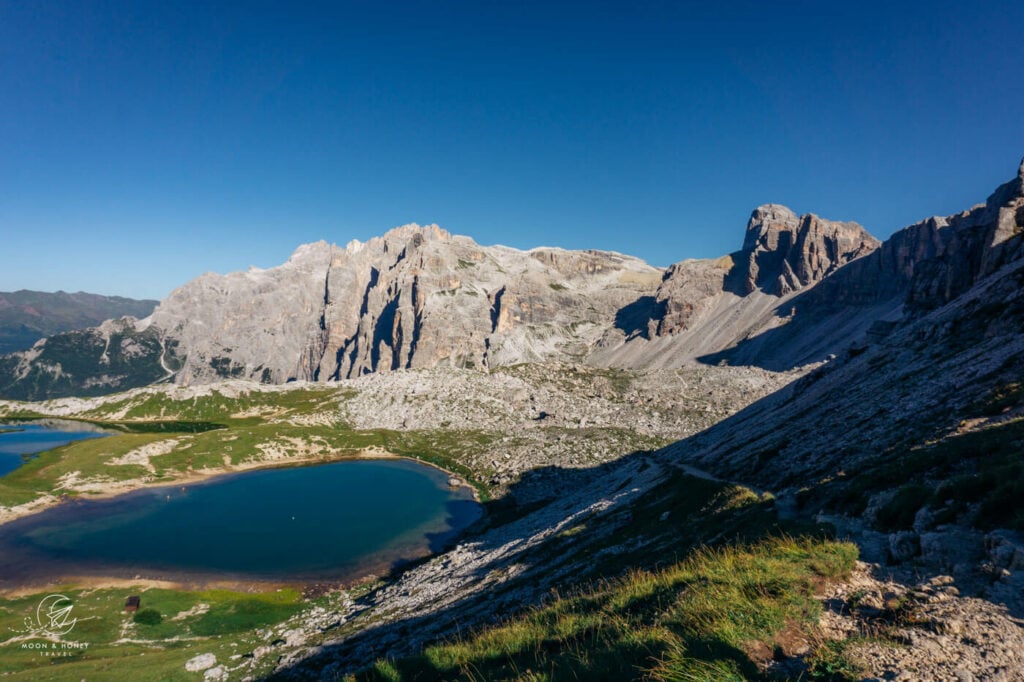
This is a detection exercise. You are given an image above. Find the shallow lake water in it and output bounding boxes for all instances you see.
[0,458,481,587]
[0,420,111,476]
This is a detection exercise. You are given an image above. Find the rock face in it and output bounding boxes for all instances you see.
[133,225,663,385]
[733,205,879,297]
[651,206,878,338]
[673,158,1024,484]
[592,206,883,370]
[597,160,1024,371]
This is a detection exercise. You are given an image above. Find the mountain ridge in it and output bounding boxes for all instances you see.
[1,158,1022,400]
[0,289,158,355]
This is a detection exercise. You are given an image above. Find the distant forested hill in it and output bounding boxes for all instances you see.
[0,290,158,354]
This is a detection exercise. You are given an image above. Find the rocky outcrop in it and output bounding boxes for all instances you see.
[598,160,1024,372]
[662,159,1024,609]
[649,207,878,338]
[592,205,883,370]
[672,159,1024,485]
[732,205,879,297]
[145,240,336,385]
[126,225,662,386]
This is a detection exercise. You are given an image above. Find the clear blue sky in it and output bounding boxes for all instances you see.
[2,1,1022,300]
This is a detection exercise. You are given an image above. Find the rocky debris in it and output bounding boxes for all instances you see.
[818,564,1024,681]
[184,652,217,672]
[337,363,794,492]
[106,438,183,473]
[203,666,228,681]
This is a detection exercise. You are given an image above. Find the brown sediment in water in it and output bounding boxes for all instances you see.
[0,549,408,598]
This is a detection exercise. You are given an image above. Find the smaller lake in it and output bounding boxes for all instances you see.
[0,420,111,476]
[0,459,481,588]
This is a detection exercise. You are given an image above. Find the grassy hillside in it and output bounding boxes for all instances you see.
[353,538,858,682]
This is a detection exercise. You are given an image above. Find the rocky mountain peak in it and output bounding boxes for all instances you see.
[286,240,334,270]
[379,223,452,244]
[734,205,879,297]
[741,204,800,252]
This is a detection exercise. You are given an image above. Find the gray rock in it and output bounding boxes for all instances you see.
[889,531,921,562]
[184,653,217,672]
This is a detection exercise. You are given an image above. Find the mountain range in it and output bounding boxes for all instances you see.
[0,160,1022,403]
[0,290,157,356]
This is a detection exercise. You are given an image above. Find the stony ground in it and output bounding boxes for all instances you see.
[818,563,1024,682]
[339,363,796,492]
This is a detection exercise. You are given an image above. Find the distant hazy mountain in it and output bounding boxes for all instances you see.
[0,290,158,354]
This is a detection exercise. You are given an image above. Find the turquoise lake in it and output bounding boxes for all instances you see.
[0,459,481,587]
[0,420,111,476]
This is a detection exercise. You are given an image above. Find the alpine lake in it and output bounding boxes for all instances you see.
[0,421,482,589]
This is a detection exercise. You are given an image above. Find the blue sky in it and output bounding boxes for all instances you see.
[1,1,1022,299]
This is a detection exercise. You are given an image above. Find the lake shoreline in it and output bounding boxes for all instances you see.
[0,452,483,596]
[0,446,482,529]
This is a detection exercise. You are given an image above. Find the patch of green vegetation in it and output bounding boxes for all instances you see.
[805,639,864,681]
[0,584,305,680]
[82,386,341,424]
[875,484,932,532]
[809,419,1024,532]
[191,595,302,636]
[548,282,568,291]
[210,355,245,378]
[109,420,226,433]
[351,537,857,682]
[0,326,176,401]
[132,608,163,625]
[456,259,478,269]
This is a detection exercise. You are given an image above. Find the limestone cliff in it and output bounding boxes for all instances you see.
[139,225,662,386]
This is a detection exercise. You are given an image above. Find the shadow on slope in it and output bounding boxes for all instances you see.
[613,295,665,340]
[268,448,835,681]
